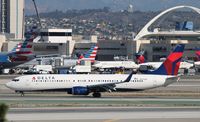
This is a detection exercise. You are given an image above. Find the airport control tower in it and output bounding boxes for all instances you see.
[0,0,24,39]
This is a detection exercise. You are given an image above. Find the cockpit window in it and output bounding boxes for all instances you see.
[12,79,19,82]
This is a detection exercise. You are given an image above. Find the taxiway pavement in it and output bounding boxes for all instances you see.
[7,107,200,122]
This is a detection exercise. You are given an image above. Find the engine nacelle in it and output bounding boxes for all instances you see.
[70,86,89,95]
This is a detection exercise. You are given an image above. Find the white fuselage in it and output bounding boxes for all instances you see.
[93,61,139,69]
[194,61,200,67]
[139,61,193,70]
[139,62,162,70]
[6,74,176,92]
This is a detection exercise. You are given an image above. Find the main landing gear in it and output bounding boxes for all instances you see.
[16,91,25,97]
[20,91,25,97]
[92,92,101,98]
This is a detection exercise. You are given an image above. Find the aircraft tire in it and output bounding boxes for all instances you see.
[92,92,101,98]
[19,91,24,97]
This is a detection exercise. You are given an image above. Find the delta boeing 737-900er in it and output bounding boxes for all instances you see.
[6,44,184,97]
[0,33,36,70]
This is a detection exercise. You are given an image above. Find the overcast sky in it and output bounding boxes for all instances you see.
[25,0,200,14]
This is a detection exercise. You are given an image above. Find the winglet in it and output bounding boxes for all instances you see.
[123,71,134,82]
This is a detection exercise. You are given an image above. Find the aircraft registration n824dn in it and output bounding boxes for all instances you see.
[6,44,185,97]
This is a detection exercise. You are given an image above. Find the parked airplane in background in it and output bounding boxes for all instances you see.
[135,50,145,64]
[78,45,98,63]
[6,44,184,97]
[0,33,36,70]
[137,48,193,71]
[93,61,139,71]
[139,61,193,71]
[63,45,98,67]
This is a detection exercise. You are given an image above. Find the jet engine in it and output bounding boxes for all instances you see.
[69,86,89,95]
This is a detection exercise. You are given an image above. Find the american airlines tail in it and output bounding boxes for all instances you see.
[15,32,36,55]
[9,32,37,62]
[144,44,185,75]
[12,42,32,55]
[78,45,98,63]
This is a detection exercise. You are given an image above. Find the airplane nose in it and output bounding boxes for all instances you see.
[5,82,13,89]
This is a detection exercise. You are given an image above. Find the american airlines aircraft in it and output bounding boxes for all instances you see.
[78,45,98,63]
[6,44,184,97]
[63,45,98,67]
[93,61,139,70]
[0,32,36,70]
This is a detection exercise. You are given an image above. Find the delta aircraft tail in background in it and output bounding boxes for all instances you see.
[6,45,184,97]
[194,48,200,67]
[195,48,200,60]
[0,32,36,69]
[135,50,145,64]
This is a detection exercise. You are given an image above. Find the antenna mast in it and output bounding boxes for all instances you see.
[32,0,44,41]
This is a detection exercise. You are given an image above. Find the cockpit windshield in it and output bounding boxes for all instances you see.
[12,79,19,82]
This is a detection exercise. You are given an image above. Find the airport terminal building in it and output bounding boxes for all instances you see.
[34,6,200,62]
[1,5,200,63]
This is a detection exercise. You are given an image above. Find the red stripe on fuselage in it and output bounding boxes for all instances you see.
[15,51,32,55]
[10,56,29,62]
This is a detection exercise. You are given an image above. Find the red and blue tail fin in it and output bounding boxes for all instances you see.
[145,44,185,75]
[135,51,145,64]
[78,45,98,63]
[195,48,200,61]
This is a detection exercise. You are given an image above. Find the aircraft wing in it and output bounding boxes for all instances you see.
[87,71,133,92]
[100,65,128,69]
